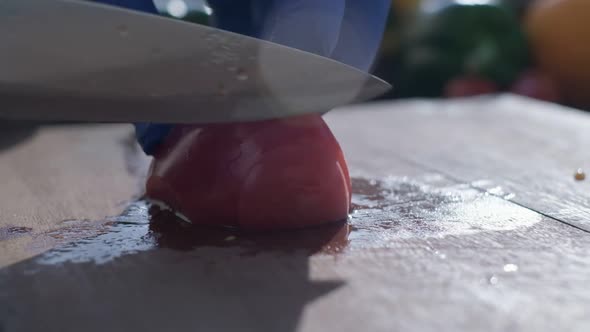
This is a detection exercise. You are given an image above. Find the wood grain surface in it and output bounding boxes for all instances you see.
[328,95,590,231]
[0,123,150,266]
[1,95,590,332]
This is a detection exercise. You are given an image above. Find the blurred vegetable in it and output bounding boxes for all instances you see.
[444,75,498,97]
[158,2,212,26]
[510,69,560,103]
[498,0,535,18]
[181,10,211,25]
[376,0,422,67]
[525,0,590,108]
[385,1,529,98]
[393,0,422,14]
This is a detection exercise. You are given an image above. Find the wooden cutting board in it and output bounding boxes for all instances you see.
[1,95,590,332]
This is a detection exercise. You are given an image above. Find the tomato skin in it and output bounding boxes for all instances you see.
[145,114,351,230]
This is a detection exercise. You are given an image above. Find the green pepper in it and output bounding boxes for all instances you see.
[181,9,212,26]
[498,0,534,19]
[383,2,530,98]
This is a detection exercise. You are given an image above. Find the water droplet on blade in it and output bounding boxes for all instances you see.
[217,83,228,96]
[236,69,249,81]
[116,25,129,37]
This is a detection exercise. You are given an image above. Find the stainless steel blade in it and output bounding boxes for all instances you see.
[0,0,391,124]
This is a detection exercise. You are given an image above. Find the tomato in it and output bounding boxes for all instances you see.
[525,0,590,108]
[444,76,499,98]
[510,70,560,103]
[145,114,351,230]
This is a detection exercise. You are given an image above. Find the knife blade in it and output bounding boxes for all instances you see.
[0,0,391,124]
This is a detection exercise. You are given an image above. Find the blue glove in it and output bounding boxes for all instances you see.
[92,0,390,155]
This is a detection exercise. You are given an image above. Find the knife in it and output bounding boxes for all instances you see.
[0,0,391,124]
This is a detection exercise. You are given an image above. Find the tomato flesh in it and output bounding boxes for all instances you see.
[145,114,351,230]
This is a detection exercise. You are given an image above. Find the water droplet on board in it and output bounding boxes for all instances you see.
[487,186,505,196]
[503,263,518,272]
[575,168,585,181]
[434,250,447,259]
[503,193,516,200]
[488,275,498,285]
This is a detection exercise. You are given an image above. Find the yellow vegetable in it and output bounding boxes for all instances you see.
[525,0,590,108]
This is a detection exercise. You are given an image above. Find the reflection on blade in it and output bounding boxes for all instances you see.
[0,0,391,123]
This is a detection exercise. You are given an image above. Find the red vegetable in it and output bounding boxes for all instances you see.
[444,76,498,98]
[145,114,351,230]
[510,70,560,103]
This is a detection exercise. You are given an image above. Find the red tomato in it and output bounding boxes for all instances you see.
[444,76,499,98]
[145,114,351,230]
[510,70,561,103]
